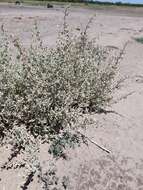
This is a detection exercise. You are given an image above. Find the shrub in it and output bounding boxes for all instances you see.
[0,13,119,189]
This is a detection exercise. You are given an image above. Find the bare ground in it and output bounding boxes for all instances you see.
[0,4,143,190]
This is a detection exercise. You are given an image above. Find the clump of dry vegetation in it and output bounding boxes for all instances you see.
[0,10,120,190]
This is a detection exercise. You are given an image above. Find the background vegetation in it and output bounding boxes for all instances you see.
[0,0,143,8]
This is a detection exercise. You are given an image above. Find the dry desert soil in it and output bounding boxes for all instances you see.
[0,3,143,190]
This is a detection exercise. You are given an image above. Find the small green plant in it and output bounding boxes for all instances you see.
[0,10,121,189]
[135,37,143,44]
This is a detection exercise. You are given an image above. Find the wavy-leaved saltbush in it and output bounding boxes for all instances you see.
[0,13,119,189]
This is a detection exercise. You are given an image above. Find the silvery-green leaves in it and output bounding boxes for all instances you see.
[0,19,117,189]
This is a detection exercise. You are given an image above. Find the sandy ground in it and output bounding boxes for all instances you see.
[0,4,143,190]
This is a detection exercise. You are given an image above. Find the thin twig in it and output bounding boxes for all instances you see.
[77,131,111,154]
[114,41,129,66]
[95,108,124,118]
[63,5,70,32]
[83,14,96,36]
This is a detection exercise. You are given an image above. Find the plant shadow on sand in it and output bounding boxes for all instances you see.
[70,155,143,190]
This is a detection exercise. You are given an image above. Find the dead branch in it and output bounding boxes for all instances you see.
[77,131,111,154]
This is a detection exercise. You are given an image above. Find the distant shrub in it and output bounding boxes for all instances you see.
[15,1,21,5]
[0,12,119,189]
[47,3,53,8]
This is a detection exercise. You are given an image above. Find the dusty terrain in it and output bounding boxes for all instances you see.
[0,3,143,190]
